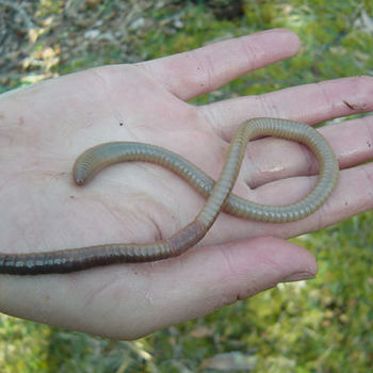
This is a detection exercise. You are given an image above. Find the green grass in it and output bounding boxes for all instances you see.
[1,0,372,372]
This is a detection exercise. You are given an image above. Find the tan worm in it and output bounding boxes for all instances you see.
[0,118,339,275]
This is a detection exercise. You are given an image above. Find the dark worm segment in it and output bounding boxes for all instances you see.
[0,118,339,275]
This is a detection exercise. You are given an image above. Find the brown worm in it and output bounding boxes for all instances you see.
[0,118,339,275]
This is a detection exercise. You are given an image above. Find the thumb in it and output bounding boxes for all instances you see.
[132,236,317,338]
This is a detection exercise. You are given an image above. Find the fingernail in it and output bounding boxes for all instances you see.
[282,271,315,283]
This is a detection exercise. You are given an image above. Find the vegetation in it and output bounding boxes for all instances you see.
[0,0,372,372]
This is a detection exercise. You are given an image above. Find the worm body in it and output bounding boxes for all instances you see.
[0,118,339,275]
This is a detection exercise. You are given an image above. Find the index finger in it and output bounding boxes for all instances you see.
[138,29,301,101]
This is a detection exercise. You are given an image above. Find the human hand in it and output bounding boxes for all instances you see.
[0,29,372,339]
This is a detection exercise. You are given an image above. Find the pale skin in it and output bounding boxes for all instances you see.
[0,29,372,339]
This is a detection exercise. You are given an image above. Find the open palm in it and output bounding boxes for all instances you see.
[0,29,372,339]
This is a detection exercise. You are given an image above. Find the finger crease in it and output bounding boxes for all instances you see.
[364,119,373,152]
[239,37,257,71]
[258,94,281,118]
[315,81,334,116]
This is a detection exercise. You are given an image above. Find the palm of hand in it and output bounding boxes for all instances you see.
[1,65,290,255]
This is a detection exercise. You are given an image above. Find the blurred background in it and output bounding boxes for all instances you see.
[0,0,372,372]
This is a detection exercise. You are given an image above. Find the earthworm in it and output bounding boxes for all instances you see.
[0,118,339,275]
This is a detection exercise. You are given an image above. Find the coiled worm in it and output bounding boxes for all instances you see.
[0,118,339,275]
